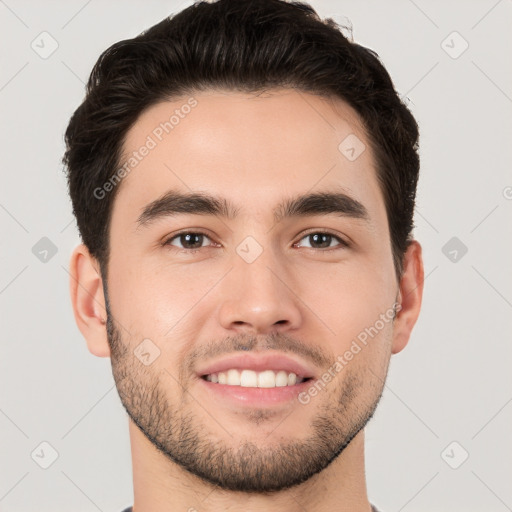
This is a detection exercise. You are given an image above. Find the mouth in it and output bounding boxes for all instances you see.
[195,353,317,406]
[198,371,314,406]
[200,369,313,388]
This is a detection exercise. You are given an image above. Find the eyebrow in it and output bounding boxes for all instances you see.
[136,188,371,228]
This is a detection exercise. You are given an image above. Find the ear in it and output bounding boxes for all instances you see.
[69,244,111,358]
[391,240,424,355]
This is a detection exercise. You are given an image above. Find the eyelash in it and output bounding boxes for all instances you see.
[162,229,350,254]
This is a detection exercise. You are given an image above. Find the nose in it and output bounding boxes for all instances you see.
[216,247,303,335]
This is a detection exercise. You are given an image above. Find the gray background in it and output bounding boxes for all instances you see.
[1,0,511,511]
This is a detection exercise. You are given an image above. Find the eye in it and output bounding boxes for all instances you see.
[162,229,350,254]
[163,231,216,253]
[294,231,349,251]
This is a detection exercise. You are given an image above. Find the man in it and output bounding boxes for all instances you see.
[64,1,424,511]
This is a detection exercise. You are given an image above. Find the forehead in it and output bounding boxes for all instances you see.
[114,89,385,227]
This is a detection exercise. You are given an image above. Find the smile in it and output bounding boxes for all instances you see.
[202,368,312,387]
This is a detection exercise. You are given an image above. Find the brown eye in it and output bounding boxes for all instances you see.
[163,231,213,252]
[295,231,349,250]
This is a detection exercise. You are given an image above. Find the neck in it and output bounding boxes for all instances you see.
[129,420,372,512]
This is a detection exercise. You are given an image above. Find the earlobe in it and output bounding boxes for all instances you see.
[69,244,111,358]
[391,240,424,355]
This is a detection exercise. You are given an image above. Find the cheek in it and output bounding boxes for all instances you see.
[108,259,223,340]
[296,260,392,335]
[327,319,393,400]
[319,288,395,374]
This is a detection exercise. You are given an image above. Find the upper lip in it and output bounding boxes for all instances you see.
[196,352,317,379]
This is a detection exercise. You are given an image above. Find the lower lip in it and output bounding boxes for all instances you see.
[198,377,313,406]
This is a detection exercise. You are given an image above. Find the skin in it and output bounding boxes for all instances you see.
[69,89,424,512]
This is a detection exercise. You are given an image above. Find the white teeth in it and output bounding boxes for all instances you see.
[258,370,276,388]
[240,369,257,387]
[275,370,288,387]
[204,369,305,387]
[227,369,241,386]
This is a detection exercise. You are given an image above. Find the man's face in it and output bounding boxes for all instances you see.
[105,89,400,492]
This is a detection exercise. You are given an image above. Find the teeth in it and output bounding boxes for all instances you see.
[258,370,277,388]
[204,369,305,387]
[227,369,241,385]
[240,369,258,387]
[275,370,288,387]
